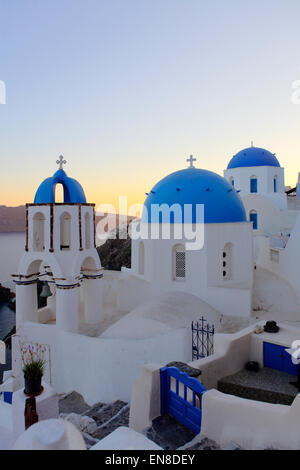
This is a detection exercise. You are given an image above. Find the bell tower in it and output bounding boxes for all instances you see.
[13,157,103,333]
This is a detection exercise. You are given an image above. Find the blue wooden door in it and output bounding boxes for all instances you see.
[263,342,297,376]
[160,367,206,434]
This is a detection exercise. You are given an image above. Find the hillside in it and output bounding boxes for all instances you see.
[0,206,135,236]
[0,206,26,232]
[96,225,131,271]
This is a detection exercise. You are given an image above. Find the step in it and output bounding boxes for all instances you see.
[218,367,298,405]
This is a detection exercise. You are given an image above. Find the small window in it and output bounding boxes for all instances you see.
[229,177,234,187]
[60,212,71,250]
[274,176,278,193]
[85,213,91,249]
[173,245,186,280]
[250,177,257,193]
[249,210,258,230]
[33,212,46,252]
[222,243,233,280]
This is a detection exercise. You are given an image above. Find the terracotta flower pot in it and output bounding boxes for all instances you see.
[24,377,42,396]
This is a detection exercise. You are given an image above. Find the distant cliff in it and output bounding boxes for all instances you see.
[0,206,135,234]
[97,225,131,271]
[0,205,26,232]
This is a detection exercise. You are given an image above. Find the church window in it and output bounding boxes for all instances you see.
[33,212,46,252]
[173,244,186,280]
[250,176,257,193]
[60,212,71,250]
[274,176,278,193]
[138,241,145,275]
[249,210,258,230]
[222,243,233,280]
[229,177,234,187]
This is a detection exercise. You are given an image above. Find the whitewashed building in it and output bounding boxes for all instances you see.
[10,146,300,404]
[11,154,254,403]
[126,156,253,317]
[223,145,300,309]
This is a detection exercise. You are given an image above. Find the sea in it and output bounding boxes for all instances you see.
[0,232,25,340]
[0,232,25,379]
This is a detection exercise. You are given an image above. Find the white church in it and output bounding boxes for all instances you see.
[10,145,300,405]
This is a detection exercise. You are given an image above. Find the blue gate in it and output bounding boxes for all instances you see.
[160,367,206,434]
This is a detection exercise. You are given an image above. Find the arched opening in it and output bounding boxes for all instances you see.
[81,256,98,272]
[173,244,186,280]
[33,212,46,252]
[249,210,258,230]
[138,241,145,275]
[250,176,258,193]
[222,243,233,281]
[229,177,234,187]
[21,259,57,325]
[55,183,64,202]
[274,175,278,193]
[60,212,71,250]
[85,213,91,249]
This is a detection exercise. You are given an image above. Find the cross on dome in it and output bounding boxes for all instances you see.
[187,155,196,168]
[56,155,67,170]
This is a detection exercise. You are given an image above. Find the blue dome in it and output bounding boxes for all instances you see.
[142,168,246,224]
[227,146,280,169]
[34,168,86,204]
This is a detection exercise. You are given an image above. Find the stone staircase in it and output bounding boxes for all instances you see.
[58,391,220,450]
[217,367,298,406]
[59,392,129,448]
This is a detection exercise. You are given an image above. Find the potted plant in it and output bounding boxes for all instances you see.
[21,343,46,396]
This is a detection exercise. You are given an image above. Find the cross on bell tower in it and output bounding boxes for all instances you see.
[187,155,196,168]
[56,155,67,170]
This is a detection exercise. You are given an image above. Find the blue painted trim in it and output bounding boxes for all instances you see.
[250,212,258,230]
[250,178,258,193]
[263,342,297,376]
[3,392,13,404]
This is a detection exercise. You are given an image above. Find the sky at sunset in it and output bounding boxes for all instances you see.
[1,0,300,211]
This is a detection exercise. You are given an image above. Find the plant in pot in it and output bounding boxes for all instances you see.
[21,343,46,396]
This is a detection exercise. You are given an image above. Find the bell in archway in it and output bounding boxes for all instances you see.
[40,282,52,298]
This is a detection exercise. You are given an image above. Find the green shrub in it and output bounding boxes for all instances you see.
[23,359,45,380]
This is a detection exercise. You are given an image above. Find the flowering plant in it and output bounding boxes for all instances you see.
[21,342,46,380]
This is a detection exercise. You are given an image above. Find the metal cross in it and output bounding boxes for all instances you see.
[187,155,196,168]
[56,155,67,170]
